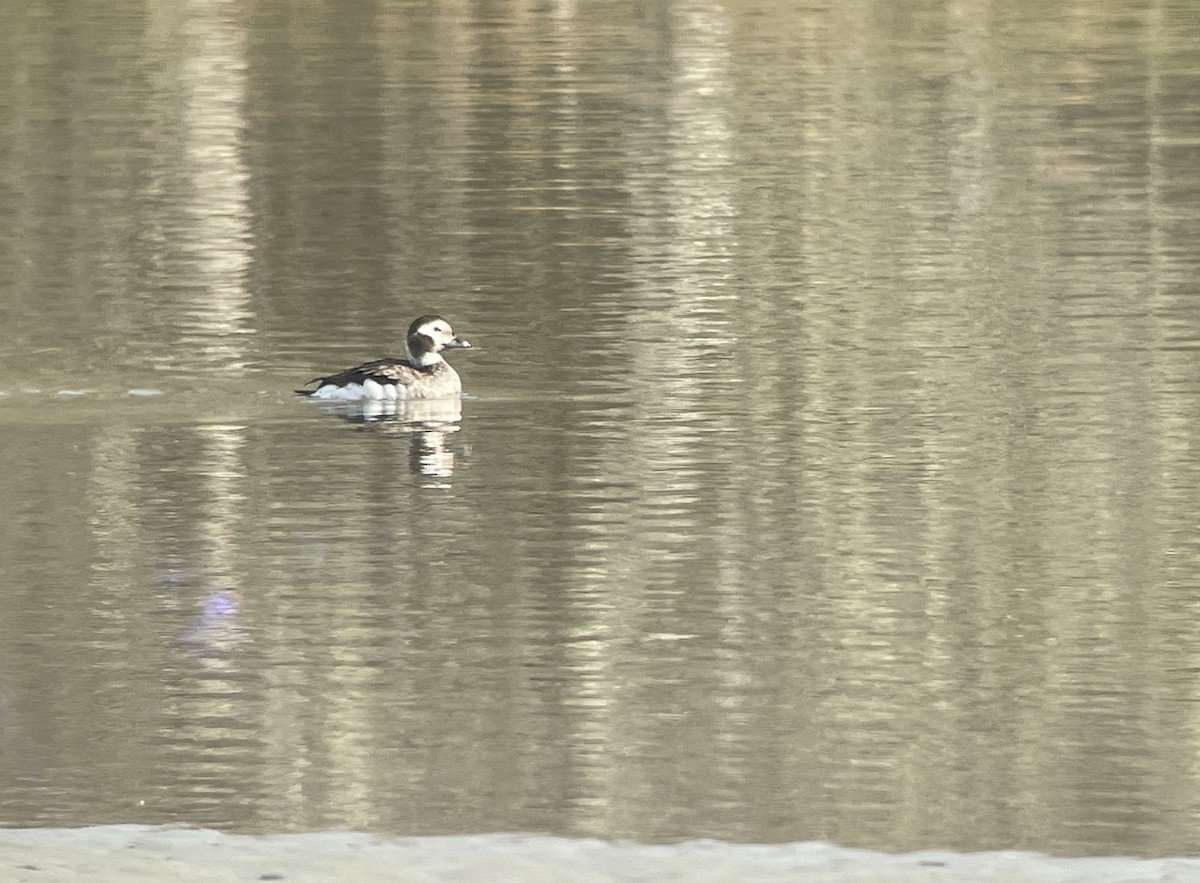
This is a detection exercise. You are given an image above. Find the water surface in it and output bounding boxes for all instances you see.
[1,0,1199,858]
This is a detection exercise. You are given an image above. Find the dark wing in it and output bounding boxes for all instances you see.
[297,357,418,395]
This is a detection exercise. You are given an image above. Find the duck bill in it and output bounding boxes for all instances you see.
[444,336,471,349]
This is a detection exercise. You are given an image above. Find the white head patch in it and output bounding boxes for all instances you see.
[418,319,454,346]
[407,319,453,366]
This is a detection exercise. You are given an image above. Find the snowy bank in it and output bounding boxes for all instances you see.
[2,826,1199,883]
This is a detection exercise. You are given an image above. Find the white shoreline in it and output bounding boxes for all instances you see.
[3,826,1200,882]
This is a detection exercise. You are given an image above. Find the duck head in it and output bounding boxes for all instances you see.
[405,315,471,367]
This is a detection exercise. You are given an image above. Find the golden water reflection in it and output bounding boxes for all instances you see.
[0,0,1198,859]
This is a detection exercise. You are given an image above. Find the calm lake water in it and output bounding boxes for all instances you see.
[1,0,1199,859]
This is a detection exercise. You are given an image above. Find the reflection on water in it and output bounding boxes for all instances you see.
[302,396,464,482]
[179,589,245,657]
[303,396,463,429]
[1,0,1199,860]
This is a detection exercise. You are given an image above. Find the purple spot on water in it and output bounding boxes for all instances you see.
[201,590,239,619]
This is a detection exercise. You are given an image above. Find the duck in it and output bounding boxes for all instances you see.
[297,315,471,401]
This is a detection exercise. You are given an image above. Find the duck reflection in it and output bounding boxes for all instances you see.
[307,396,464,482]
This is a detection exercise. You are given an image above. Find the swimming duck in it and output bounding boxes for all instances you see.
[297,315,471,400]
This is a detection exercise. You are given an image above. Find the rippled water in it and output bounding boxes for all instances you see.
[1,0,1199,858]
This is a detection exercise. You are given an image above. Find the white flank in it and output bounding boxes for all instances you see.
[310,382,366,401]
[361,378,402,401]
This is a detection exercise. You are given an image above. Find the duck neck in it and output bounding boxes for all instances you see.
[406,342,443,368]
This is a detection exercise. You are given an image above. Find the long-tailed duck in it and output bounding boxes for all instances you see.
[297,315,471,400]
